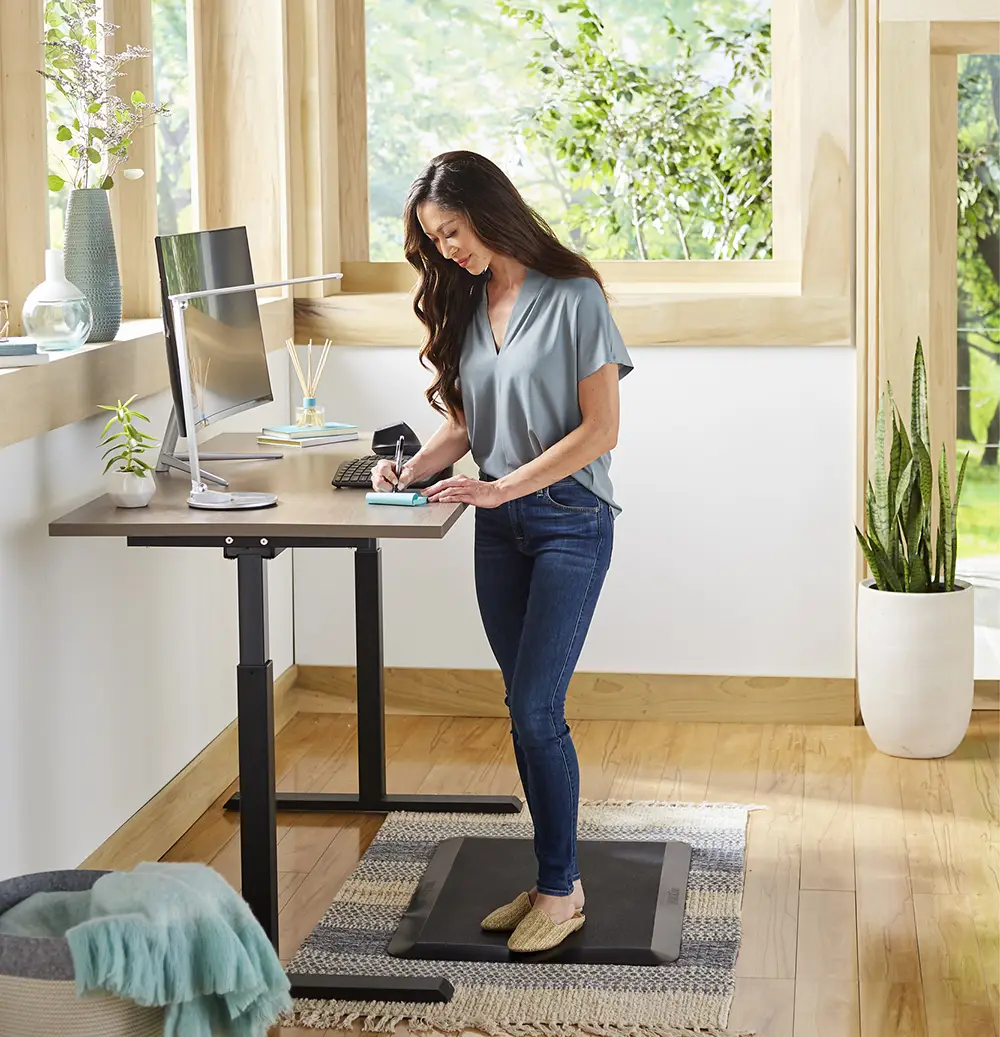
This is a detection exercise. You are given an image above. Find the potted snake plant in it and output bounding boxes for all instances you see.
[855,337,973,758]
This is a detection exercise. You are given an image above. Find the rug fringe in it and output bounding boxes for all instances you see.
[286,1004,754,1037]
[572,796,763,813]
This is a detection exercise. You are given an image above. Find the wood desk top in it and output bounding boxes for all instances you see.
[49,433,467,541]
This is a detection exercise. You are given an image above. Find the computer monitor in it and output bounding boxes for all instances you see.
[155,225,272,435]
[154,226,281,486]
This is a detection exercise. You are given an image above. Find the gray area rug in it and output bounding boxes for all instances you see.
[283,801,755,1037]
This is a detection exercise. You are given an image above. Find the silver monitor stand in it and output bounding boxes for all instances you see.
[154,407,282,488]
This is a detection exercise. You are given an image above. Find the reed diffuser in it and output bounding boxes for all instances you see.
[285,337,332,428]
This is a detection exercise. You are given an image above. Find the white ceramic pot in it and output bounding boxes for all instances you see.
[857,577,974,758]
[105,470,156,508]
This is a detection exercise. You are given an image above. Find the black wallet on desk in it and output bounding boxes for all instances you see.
[331,421,453,489]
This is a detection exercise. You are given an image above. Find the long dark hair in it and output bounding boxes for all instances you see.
[403,150,604,419]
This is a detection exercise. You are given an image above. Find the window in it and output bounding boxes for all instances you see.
[43,0,76,249]
[956,53,999,569]
[152,0,194,234]
[365,0,771,262]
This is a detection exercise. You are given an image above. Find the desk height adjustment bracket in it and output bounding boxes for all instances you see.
[224,542,286,561]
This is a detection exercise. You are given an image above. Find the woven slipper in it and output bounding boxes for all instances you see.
[507,906,585,953]
[481,891,533,932]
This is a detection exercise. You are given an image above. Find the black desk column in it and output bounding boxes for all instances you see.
[355,542,387,808]
[235,549,279,948]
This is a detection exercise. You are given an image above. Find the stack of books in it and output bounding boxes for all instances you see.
[257,421,359,449]
[0,337,51,367]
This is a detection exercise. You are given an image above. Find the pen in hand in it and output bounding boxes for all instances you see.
[393,435,404,490]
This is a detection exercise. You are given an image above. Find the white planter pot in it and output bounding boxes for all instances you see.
[105,470,156,508]
[857,577,974,758]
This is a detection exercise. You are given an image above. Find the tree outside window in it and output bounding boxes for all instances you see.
[366,0,771,262]
[152,0,193,235]
[956,54,999,565]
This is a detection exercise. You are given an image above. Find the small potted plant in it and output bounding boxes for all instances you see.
[855,336,974,759]
[99,394,157,507]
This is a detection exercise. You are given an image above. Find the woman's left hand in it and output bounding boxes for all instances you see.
[423,474,507,508]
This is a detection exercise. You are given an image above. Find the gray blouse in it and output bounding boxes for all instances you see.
[458,267,633,513]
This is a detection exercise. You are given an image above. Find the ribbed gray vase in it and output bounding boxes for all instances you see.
[63,188,121,343]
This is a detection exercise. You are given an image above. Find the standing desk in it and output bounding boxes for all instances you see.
[49,432,522,1003]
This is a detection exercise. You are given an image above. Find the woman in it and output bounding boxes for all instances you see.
[372,151,632,953]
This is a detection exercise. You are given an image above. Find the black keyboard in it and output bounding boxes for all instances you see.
[331,454,386,488]
[331,455,450,490]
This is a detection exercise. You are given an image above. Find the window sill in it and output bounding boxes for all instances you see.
[0,294,293,452]
[294,287,852,349]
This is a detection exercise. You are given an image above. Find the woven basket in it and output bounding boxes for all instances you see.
[0,870,165,1036]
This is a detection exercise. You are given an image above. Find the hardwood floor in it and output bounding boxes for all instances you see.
[162,712,1000,1037]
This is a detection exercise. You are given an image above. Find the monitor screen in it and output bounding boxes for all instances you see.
[154,226,272,437]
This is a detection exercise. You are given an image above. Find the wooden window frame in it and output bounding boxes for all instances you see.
[3,0,853,349]
[0,0,294,450]
[287,0,856,349]
[870,1,999,509]
[0,0,864,439]
[857,0,998,670]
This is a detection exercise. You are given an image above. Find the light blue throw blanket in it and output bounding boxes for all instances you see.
[0,861,291,1037]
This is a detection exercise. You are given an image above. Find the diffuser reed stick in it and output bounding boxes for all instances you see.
[285,337,333,428]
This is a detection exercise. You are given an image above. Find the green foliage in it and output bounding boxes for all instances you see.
[497,0,771,259]
[150,0,193,234]
[956,55,999,508]
[364,0,772,261]
[41,0,169,192]
[958,56,999,327]
[856,339,970,593]
[98,395,157,477]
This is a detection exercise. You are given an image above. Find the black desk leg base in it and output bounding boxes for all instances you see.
[234,553,280,947]
[229,542,517,1004]
[288,973,454,1003]
[225,791,523,813]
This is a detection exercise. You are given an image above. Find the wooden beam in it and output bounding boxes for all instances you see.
[0,0,47,336]
[286,0,341,298]
[295,290,852,348]
[335,0,368,263]
[856,0,878,653]
[930,20,1000,54]
[337,259,803,295]
[878,22,932,429]
[102,0,159,320]
[878,22,959,488]
[798,0,853,298]
[881,0,1000,21]
[191,0,290,289]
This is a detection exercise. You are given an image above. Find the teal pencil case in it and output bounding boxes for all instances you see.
[366,491,428,507]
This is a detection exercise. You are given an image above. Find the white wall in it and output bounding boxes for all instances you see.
[6,337,991,883]
[293,345,861,679]
[0,348,293,881]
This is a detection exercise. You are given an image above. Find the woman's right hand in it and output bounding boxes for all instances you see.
[371,458,414,492]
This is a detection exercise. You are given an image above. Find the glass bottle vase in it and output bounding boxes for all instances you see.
[21,249,93,352]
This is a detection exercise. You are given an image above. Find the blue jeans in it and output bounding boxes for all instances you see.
[474,475,614,897]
